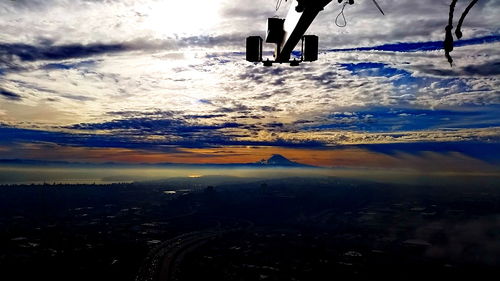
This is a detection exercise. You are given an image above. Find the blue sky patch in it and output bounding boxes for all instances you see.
[340,62,412,78]
[42,60,96,71]
[340,62,422,90]
[309,106,500,133]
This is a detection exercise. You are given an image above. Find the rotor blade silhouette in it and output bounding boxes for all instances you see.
[372,0,385,15]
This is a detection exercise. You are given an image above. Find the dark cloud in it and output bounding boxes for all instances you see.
[265,122,284,128]
[0,125,182,152]
[0,88,22,100]
[1,0,47,10]
[105,110,181,119]
[0,34,248,74]
[216,103,251,114]
[65,117,245,146]
[260,106,280,112]
[184,114,227,119]
[0,122,325,149]
[68,118,184,132]
[462,61,500,76]
[0,42,126,62]
[233,115,264,120]
[410,60,500,77]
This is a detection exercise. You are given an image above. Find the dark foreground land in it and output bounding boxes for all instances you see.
[1,176,499,281]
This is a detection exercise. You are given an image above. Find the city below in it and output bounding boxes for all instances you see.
[1,174,499,281]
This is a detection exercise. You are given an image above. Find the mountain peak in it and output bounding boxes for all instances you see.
[257,154,307,167]
[267,154,293,164]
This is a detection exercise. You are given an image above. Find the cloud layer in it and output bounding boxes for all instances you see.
[0,0,499,167]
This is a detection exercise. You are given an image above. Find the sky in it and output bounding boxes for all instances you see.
[0,0,499,176]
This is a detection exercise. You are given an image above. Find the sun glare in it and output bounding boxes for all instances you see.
[142,0,222,37]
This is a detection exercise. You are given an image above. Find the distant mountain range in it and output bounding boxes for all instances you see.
[0,154,316,168]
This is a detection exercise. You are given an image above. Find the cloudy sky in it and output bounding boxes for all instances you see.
[0,0,499,173]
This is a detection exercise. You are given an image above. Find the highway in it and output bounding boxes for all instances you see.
[135,230,217,281]
[135,217,253,281]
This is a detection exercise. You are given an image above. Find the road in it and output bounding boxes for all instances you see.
[135,231,217,281]
[135,217,254,281]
